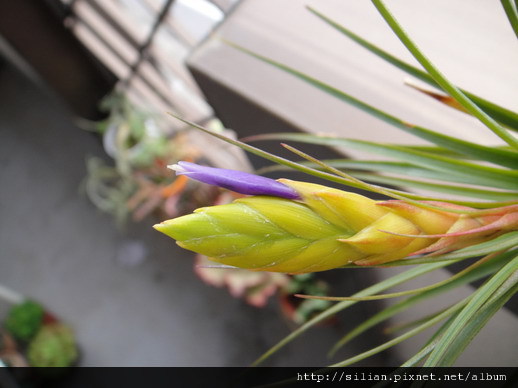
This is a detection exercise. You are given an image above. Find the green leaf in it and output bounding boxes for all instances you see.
[430,273,518,366]
[424,253,518,366]
[303,253,499,302]
[351,172,518,201]
[169,115,511,211]
[227,41,518,167]
[246,132,518,190]
[258,158,512,191]
[501,0,518,40]
[307,6,518,132]
[167,114,385,195]
[371,0,518,149]
[383,308,450,335]
[251,260,459,366]
[170,115,492,215]
[331,138,518,190]
[260,160,518,209]
[396,312,459,368]
[329,250,514,356]
[329,298,469,367]
[279,143,498,214]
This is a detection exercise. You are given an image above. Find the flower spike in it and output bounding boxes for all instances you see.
[155,169,518,273]
[170,161,300,199]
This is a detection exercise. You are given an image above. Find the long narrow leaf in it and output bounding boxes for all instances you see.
[170,115,513,210]
[340,232,518,267]
[246,132,518,190]
[227,41,518,167]
[167,114,403,196]
[501,0,518,39]
[334,138,518,190]
[307,6,518,132]
[279,143,505,214]
[251,260,460,366]
[329,298,469,367]
[258,158,518,194]
[352,173,518,201]
[371,0,518,149]
[329,250,514,356]
[300,253,497,302]
[261,161,518,208]
[430,274,518,366]
[424,253,518,366]
[383,309,449,335]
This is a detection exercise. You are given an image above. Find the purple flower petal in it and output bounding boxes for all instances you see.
[170,161,300,199]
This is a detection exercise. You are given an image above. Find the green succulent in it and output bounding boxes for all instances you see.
[4,300,44,342]
[28,324,78,368]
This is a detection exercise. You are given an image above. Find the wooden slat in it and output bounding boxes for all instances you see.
[73,20,171,114]
[72,20,130,79]
[67,0,213,124]
[143,0,197,47]
[75,0,137,65]
[83,0,148,45]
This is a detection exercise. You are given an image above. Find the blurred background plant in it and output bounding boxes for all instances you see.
[278,274,334,327]
[1,297,78,368]
[83,92,220,227]
[196,253,334,324]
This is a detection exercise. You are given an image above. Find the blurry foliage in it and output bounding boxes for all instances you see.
[4,300,44,342]
[84,93,218,226]
[195,254,290,308]
[27,323,78,368]
[1,300,78,368]
[280,274,333,326]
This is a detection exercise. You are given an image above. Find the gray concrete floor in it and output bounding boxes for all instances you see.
[0,62,388,367]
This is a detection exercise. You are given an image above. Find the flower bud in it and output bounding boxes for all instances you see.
[170,161,300,199]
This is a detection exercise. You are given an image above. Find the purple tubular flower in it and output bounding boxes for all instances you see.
[170,161,300,199]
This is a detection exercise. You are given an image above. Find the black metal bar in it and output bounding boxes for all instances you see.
[122,0,175,88]
[79,0,179,89]
[84,0,141,49]
[65,0,81,16]
[140,0,193,48]
[76,17,180,111]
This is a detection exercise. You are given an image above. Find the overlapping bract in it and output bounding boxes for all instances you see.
[155,177,517,273]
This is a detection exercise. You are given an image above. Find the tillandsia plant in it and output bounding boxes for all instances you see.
[155,1,518,367]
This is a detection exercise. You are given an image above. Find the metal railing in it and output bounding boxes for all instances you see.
[60,0,234,126]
